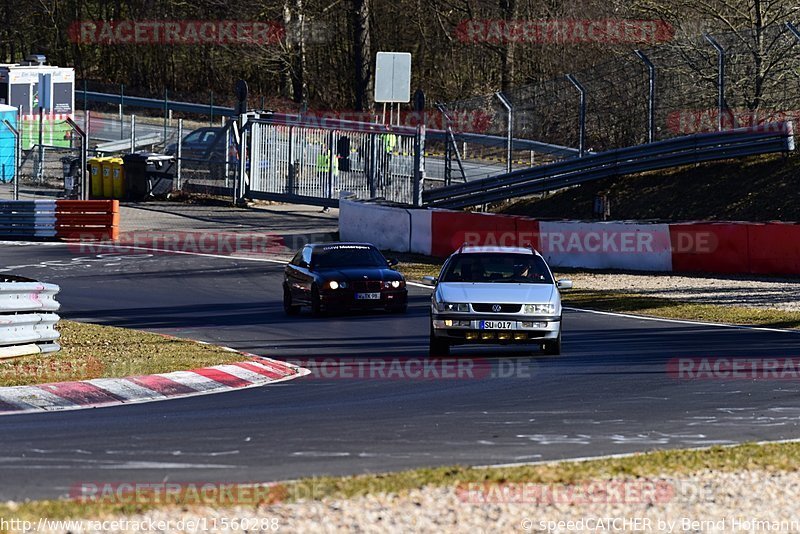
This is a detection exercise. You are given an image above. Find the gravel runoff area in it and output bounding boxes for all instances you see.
[557,271,800,312]
[25,469,800,533]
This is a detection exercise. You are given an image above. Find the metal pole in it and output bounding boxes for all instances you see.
[65,117,88,200]
[326,130,334,199]
[130,114,136,153]
[14,122,20,200]
[704,34,726,131]
[224,123,231,189]
[634,50,656,143]
[37,106,44,182]
[440,106,451,185]
[286,125,293,194]
[238,128,247,202]
[120,83,125,139]
[163,88,168,142]
[412,123,425,207]
[176,118,183,190]
[495,92,513,173]
[2,119,19,200]
[566,74,587,157]
[787,22,800,41]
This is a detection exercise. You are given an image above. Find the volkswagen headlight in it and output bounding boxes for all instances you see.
[436,301,470,312]
[523,303,555,314]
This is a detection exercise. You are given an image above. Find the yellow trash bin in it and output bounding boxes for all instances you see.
[100,158,114,199]
[110,158,125,199]
[89,157,104,198]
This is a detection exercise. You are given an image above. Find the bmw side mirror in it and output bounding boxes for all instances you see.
[387,257,399,267]
[422,275,438,286]
[557,279,573,290]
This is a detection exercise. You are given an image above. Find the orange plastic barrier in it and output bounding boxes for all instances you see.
[55,200,120,241]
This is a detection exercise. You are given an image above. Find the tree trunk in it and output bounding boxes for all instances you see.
[500,0,518,93]
[283,0,308,104]
[352,0,373,112]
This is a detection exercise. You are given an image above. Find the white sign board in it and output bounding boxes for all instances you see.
[374,52,411,103]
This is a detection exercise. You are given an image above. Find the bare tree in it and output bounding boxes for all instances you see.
[352,0,373,111]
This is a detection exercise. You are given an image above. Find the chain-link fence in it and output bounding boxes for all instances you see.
[441,22,800,157]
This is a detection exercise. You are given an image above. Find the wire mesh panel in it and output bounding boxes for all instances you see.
[247,120,418,205]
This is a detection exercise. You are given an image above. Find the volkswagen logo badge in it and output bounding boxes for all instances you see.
[492,304,502,312]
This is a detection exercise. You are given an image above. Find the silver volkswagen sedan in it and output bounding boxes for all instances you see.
[424,245,572,356]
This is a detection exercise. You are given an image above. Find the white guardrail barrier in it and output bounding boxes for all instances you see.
[0,276,61,360]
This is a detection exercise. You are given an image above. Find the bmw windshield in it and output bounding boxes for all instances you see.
[440,253,554,284]
[313,245,388,269]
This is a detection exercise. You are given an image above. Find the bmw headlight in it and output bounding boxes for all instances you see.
[436,301,470,312]
[328,281,347,289]
[382,280,404,289]
[523,303,555,314]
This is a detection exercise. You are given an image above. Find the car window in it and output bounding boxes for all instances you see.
[184,130,203,143]
[312,245,386,269]
[290,250,304,266]
[301,246,313,266]
[440,253,553,284]
[202,131,218,143]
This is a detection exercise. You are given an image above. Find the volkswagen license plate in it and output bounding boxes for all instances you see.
[355,292,381,300]
[480,320,514,330]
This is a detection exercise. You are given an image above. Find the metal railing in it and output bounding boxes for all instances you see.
[0,276,61,359]
[424,121,795,209]
[245,114,422,206]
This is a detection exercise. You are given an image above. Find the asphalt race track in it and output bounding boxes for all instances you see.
[1,243,800,501]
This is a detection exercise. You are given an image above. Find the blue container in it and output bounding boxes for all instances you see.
[0,105,17,183]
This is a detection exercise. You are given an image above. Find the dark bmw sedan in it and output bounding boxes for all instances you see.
[283,242,408,315]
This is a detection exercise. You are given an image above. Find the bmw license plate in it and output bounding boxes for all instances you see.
[480,320,514,330]
[355,292,381,300]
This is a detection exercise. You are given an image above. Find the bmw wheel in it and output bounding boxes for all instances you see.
[283,285,301,316]
[311,285,324,317]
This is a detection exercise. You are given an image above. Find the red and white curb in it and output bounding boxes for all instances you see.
[0,355,310,416]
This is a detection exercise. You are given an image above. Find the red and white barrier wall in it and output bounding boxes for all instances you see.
[340,199,800,275]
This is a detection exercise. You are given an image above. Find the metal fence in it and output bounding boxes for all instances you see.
[439,22,800,162]
[246,116,420,205]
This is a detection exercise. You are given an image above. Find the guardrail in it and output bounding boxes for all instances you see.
[0,200,119,241]
[424,122,796,208]
[0,276,61,360]
[84,91,235,118]
[95,133,164,155]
